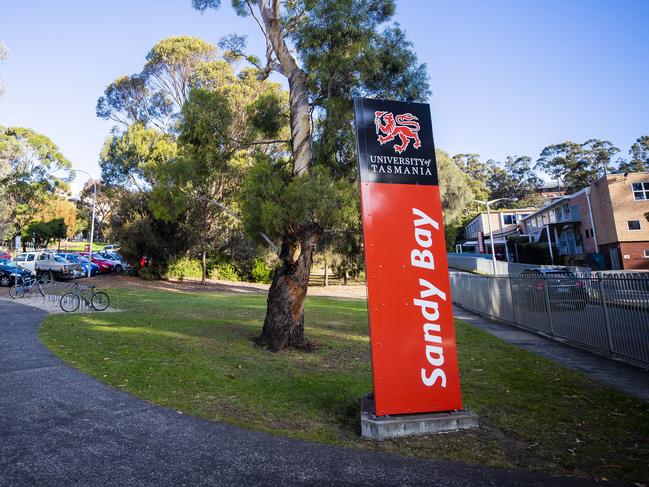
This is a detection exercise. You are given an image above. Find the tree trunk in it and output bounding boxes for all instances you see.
[201,249,207,285]
[257,224,322,352]
[255,1,317,350]
[323,254,328,288]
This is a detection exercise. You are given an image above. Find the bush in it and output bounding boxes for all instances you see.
[166,257,203,281]
[212,263,239,281]
[250,258,272,283]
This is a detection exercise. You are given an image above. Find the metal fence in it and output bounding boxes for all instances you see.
[449,272,649,367]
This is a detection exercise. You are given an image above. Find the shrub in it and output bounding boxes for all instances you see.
[250,258,272,283]
[166,257,203,281]
[212,263,239,281]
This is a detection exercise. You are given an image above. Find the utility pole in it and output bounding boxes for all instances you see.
[471,197,518,275]
[74,169,96,278]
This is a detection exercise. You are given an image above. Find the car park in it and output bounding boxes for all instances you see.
[103,243,120,252]
[0,259,32,287]
[77,252,115,274]
[57,253,101,277]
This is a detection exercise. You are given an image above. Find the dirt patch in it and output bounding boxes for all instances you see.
[78,274,368,300]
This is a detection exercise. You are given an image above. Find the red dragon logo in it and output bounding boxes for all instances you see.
[374,111,422,154]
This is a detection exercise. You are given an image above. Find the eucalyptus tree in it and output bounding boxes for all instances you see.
[191,0,435,351]
[150,64,290,283]
[0,126,72,241]
[620,135,649,173]
[97,36,219,133]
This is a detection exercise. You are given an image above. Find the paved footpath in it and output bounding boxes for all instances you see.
[0,300,621,487]
[453,306,649,402]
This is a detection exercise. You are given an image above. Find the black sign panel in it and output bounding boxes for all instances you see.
[354,97,438,186]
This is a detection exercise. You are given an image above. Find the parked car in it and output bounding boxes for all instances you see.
[0,251,11,260]
[104,243,120,252]
[519,267,587,310]
[57,253,101,277]
[77,252,115,274]
[98,250,129,271]
[11,251,39,275]
[37,252,82,278]
[0,260,31,287]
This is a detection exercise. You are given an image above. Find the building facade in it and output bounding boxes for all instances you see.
[463,208,537,260]
[519,173,649,270]
[589,173,649,270]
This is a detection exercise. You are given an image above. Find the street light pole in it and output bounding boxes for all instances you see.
[74,169,96,278]
[471,197,518,275]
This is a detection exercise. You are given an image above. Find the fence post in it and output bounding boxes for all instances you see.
[542,276,554,337]
[508,275,518,325]
[597,275,615,355]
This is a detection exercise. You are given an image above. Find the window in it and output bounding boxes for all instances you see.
[26,254,35,261]
[14,254,26,262]
[503,214,517,225]
[628,220,641,231]
[632,182,649,200]
[584,229,590,238]
[644,250,649,258]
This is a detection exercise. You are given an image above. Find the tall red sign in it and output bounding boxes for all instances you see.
[478,231,485,254]
[354,97,463,416]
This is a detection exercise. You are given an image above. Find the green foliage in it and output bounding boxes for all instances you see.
[99,123,177,190]
[22,218,67,247]
[211,262,240,281]
[536,139,619,193]
[620,135,649,173]
[143,36,218,108]
[0,126,72,237]
[166,256,204,280]
[240,158,359,243]
[487,155,543,202]
[250,258,272,283]
[436,150,473,225]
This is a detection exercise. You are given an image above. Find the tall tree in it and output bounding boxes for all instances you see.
[192,0,431,351]
[97,36,220,133]
[581,139,619,178]
[99,123,177,191]
[619,135,649,173]
[488,155,542,203]
[0,126,72,239]
[535,142,587,193]
[150,63,289,283]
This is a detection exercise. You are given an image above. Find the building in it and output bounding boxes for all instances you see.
[519,190,594,266]
[589,173,649,270]
[535,181,565,200]
[519,172,649,270]
[462,208,537,260]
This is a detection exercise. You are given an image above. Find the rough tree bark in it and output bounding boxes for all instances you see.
[255,1,321,351]
[257,224,322,351]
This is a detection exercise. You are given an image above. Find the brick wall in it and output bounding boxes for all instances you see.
[619,241,649,270]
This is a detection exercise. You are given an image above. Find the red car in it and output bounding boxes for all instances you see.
[0,251,11,260]
[77,252,115,274]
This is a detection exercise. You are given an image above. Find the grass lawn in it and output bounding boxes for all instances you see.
[51,241,110,252]
[40,287,649,484]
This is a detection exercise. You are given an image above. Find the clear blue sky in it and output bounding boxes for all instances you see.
[1,0,648,188]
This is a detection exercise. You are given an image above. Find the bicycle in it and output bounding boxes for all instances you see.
[59,284,110,312]
[9,276,49,299]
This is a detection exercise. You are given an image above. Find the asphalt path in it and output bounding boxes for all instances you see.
[0,299,619,487]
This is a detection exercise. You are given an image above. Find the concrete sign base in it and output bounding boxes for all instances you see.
[360,394,478,440]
